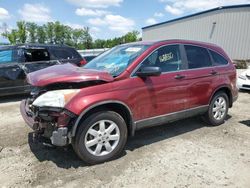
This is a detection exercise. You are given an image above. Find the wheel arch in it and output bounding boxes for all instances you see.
[210,86,233,107]
[71,100,135,137]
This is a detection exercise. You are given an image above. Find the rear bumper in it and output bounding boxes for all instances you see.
[20,100,36,130]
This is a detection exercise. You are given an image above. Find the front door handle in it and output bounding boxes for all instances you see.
[175,74,185,79]
[210,70,217,75]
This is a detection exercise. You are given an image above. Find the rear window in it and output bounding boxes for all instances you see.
[209,50,228,66]
[185,45,212,69]
[50,48,81,60]
[24,49,50,62]
[0,50,12,64]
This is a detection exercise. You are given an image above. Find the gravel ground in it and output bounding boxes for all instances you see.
[0,88,249,187]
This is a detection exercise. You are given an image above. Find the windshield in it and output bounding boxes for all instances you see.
[84,44,149,76]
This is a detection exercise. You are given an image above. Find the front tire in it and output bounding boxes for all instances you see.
[203,92,229,126]
[72,111,127,164]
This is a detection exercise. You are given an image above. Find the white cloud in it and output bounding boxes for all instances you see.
[18,3,52,23]
[76,7,109,16]
[66,0,123,8]
[165,5,183,15]
[163,0,250,15]
[91,26,101,32]
[65,23,85,29]
[0,7,10,20]
[154,12,164,17]
[88,17,107,26]
[87,14,135,33]
[145,18,157,25]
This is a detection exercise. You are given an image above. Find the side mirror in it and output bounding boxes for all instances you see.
[136,66,162,77]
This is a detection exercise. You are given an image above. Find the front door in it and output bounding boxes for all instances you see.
[0,48,25,96]
[131,44,190,123]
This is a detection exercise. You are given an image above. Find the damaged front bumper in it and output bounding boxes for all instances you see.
[20,99,76,146]
[20,100,36,129]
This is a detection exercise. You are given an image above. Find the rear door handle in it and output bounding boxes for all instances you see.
[175,74,185,79]
[210,70,217,75]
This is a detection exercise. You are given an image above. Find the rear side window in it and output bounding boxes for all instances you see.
[0,50,13,64]
[50,48,81,60]
[185,45,212,69]
[24,49,50,62]
[209,50,228,66]
[139,45,183,73]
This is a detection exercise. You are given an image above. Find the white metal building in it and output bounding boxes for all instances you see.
[142,5,250,60]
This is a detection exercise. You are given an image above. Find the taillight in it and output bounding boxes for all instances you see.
[79,59,87,66]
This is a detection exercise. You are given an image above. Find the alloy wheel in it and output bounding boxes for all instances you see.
[84,120,120,156]
[212,96,227,120]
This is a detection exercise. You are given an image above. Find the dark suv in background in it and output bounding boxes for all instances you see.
[0,44,84,96]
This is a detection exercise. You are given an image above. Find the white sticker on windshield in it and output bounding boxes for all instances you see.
[125,47,141,53]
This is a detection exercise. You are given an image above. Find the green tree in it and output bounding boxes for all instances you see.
[1,20,141,50]
[72,29,84,48]
[37,26,46,43]
[16,21,27,43]
[93,39,106,48]
[45,22,54,43]
[2,29,18,44]
[26,22,37,43]
[124,30,140,43]
[83,27,92,49]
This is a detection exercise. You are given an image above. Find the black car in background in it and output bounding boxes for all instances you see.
[0,44,84,96]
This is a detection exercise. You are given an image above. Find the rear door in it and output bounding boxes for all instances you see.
[22,47,59,73]
[0,48,26,95]
[182,45,219,108]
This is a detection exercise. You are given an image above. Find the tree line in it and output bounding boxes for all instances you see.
[1,21,140,49]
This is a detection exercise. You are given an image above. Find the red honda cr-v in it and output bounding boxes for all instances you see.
[20,40,238,164]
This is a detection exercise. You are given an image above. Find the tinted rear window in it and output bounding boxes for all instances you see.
[50,48,81,60]
[210,50,228,66]
[185,45,212,69]
[24,49,50,62]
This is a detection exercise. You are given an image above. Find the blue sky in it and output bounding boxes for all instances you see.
[0,0,250,42]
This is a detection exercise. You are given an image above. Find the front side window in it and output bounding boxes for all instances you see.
[84,44,149,77]
[138,45,183,73]
[210,50,228,66]
[185,45,212,69]
[0,50,13,64]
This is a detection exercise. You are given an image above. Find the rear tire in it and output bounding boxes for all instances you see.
[203,92,229,126]
[72,111,127,164]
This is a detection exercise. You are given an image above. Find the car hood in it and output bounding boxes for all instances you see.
[27,63,114,87]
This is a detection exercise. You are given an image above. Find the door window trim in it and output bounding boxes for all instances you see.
[183,44,213,69]
[182,44,229,70]
[208,49,229,66]
[131,43,230,77]
[131,43,186,77]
